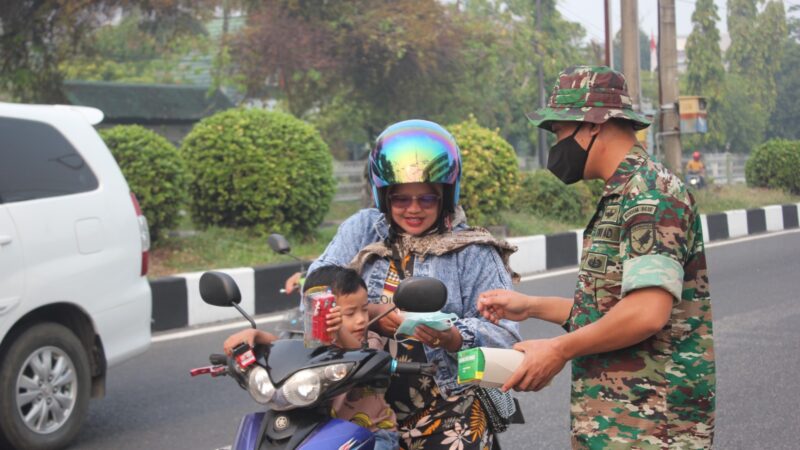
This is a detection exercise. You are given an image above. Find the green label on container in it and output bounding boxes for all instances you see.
[457,348,485,384]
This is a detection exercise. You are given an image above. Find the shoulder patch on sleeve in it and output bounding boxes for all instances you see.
[581,252,608,274]
[600,204,621,223]
[622,204,657,222]
[629,222,655,255]
[594,224,622,243]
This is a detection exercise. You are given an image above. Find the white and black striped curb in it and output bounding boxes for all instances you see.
[150,203,800,332]
[506,203,800,276]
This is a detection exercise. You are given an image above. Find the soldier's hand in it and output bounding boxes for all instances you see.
[477,289,532,323]
[502,339,567,393]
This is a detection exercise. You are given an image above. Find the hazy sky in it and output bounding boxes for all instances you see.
[556,0,729,42]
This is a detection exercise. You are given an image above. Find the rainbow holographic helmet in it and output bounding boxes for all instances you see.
[369,120,462,214]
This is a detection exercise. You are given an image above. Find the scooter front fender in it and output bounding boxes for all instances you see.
[232,412,266,450]
[231,410,375,450]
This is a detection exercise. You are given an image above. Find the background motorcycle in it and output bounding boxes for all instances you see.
[191,271,446,450]
[686,172,706,189]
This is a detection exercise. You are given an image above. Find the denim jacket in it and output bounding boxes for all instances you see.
[308,209,522,397]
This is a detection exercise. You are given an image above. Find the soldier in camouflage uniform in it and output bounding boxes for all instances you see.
[477,66,715,449]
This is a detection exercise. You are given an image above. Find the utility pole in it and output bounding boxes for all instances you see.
[658,0,682,173]
[604,0,613,67]
[621,0,641,111]
[536,0,547,168]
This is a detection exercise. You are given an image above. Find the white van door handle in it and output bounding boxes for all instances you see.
[0,235,12,246]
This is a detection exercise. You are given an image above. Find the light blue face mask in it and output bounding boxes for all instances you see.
[394,311,459,341]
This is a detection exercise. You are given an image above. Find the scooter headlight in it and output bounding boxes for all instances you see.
[281,369,321,407]
[247,366,275,404]
[269,362,355,410]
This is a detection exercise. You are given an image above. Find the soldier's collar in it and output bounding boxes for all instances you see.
[601,144,649,198]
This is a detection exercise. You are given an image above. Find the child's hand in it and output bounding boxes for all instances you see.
[223,329,278,355]
[326,306,342,339]
[224,329,257,356]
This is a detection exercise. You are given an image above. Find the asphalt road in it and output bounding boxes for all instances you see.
[70,230,800,450]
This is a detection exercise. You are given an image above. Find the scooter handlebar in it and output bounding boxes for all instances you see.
[393,361,437,377]
[209,353,228,365]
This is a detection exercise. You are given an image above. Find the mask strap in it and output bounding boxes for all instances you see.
[575,122,598,153]
[586,132,598,153]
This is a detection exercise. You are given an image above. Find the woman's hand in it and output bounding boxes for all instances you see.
[414,324,463,353]
[223,329,278,356]
[283,271,303,294]
[368,303,403,337]
[477,289,533,323]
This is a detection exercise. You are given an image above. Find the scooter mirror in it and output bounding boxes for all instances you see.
[394,277,447,312]
[200,271,242,307]
[267,234,291,254]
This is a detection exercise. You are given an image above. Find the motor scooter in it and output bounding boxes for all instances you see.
[686,172,706,189]
[191,271,446,450]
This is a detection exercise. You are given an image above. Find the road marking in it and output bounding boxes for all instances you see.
[153,228,800,342]
[704,227,800,248]
[152,314,285,343]
[519,228,800,283]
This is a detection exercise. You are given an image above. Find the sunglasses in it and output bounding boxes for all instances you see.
[389,194,441,210]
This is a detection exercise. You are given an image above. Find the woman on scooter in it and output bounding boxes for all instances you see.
[305,119,521,450]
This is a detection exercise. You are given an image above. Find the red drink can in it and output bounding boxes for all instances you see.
[303,287,336,348]
[311,292,336,344]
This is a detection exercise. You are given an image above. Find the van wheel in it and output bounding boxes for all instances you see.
[0,323,90,450]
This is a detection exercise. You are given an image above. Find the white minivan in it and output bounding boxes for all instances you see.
[0,103,152,449]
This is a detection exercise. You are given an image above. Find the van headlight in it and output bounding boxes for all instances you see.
[268,363,355,411]
[247,366,275,404]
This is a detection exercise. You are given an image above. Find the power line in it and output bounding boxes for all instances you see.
[556,3,606,42]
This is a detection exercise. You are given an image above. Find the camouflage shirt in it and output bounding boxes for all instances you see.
[567,145,715,449]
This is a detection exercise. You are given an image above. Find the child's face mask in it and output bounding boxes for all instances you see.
[394,311,459,342]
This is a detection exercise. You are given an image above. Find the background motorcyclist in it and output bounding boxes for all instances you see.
[685,151,707,188]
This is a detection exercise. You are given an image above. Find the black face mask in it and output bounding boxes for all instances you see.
[547,123,598,185]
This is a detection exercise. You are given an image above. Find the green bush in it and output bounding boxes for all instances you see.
[180,108,335,235]
[515,170,596,223]
[99,125,187,241]
[746,139,800,194]
[448,116,519,226]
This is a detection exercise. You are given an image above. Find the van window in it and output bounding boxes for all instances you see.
[0,117,99,203]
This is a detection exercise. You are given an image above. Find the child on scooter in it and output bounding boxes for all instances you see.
[223,266,399,450]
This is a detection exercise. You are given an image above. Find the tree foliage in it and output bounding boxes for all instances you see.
[726,0,786,122]
[60,9,212,84]
[0,0,215,102]
[686,0,725,98]
[231,0,587,158]
[683,0,726,150]
[768,4,800,140]
[718,74,769,153]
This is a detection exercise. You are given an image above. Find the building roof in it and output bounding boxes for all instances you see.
[62,80,235,124]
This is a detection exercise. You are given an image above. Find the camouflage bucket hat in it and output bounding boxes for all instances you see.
[526,65,651,131]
